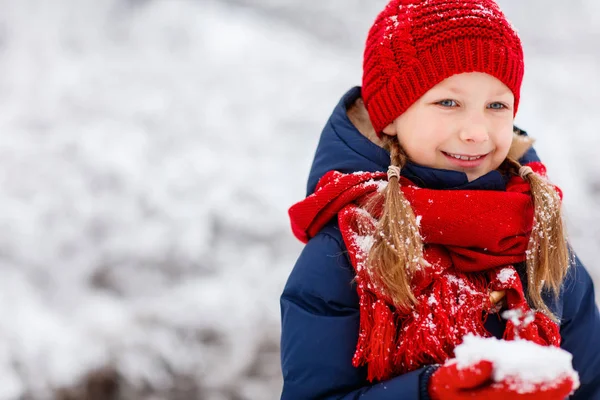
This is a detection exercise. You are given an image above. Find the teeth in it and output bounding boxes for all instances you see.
[447,153,483,161]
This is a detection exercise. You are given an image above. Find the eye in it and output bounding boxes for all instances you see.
[488,102,507,110]
[436,99,458,107]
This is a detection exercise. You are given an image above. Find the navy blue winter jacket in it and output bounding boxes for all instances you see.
[280,87,600,399]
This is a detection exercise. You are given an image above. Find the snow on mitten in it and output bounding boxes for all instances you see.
[428,335,579,400]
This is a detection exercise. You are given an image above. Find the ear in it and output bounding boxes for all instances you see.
[381,121,398,136]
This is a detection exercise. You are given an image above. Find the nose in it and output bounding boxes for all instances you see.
[459,113,489,143]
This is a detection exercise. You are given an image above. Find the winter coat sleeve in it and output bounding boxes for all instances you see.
[280,223,434,399]
[560,253,600,399]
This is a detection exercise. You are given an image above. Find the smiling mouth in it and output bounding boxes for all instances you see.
[442,151,488,161]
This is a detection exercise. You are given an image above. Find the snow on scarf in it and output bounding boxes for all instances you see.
[288,161,561,382]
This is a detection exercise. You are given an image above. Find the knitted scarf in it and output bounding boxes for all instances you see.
[288,161,561,382]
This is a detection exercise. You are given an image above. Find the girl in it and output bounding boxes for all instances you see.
[280,0,600,399]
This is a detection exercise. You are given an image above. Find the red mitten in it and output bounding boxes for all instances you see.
[429,360,577,400]
[428,336,579,400]
[485,374,578,400]
[430,359,494,394]
[428,359,494,400]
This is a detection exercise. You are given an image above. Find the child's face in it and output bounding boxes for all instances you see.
[382,72,515,182]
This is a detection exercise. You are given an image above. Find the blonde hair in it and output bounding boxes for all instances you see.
[365,135,571,320]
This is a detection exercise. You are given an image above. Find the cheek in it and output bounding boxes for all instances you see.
[492,130,515,161]
[399,130,433,157]
[401,119,444,147]
[395,109,449,162]
[499,132,514,153]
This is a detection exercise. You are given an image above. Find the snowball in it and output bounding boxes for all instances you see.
[454,335,580,393]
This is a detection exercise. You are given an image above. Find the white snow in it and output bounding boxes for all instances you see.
[354,234,376,255]
[497,267,516,284]
[454,335,580,393]
[502,309,536,335]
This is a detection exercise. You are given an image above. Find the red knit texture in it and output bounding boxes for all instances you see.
[362,0,524,135]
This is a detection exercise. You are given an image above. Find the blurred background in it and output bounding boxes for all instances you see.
[0,0,597,399]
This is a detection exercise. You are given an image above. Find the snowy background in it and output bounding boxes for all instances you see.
[0,0,597,399]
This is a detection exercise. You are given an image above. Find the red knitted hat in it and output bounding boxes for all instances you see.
[362,0,524,135]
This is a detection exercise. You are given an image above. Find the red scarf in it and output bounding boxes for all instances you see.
[289,162,561,382]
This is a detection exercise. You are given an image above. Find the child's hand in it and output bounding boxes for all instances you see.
[427,335,579,400]
[428,358,576,399]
